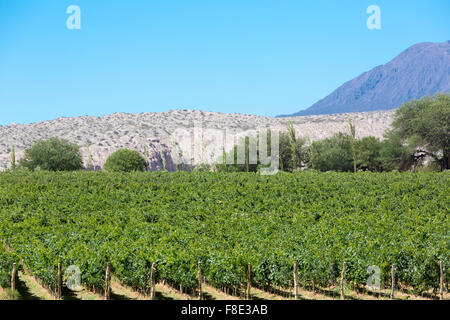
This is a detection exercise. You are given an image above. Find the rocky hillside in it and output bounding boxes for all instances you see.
[0,110,394,171]
[282,41,450,116]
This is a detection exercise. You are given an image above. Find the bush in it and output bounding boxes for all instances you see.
[379,131,412,171]
[356,136,383,171]
[308,133,354,171]
[103,149,148,172]
[19,137,83,171]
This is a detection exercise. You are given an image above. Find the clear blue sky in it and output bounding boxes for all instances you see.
[0,0,449,125]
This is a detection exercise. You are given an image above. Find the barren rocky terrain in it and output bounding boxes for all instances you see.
[0,109,394,171]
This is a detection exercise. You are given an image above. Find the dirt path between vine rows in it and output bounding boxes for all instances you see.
[9,272,446,301]
[19,271,103,300]
[16,271,54,300]
[201,284,240,300]
[109,281,242,300]
[108,280,193,300]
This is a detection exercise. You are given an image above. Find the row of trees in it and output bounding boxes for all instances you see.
[8,94,449,173]
[218,94,449,172]
[11,138,147,173]
[313,93,449,171]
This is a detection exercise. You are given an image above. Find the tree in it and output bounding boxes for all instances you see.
[348,119,357,172]
[159,149,167,171]
[10,145,16,170]
[245,136,250,172]
[19,137,83,171]
[308,133,353,172]
[286,122,308,171]
[287,122,297,170]
[379,131,412,171]
[279,130,307,172]
[216,129,307,173]
[103,149,148,172]
[216,134,262,173]
[356,136,382,171]
[391,94,450,170]
[85,140,93,171]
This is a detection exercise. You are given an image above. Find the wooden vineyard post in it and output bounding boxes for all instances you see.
[379,279,382,299]
[105,262,111,300]
[57,263,62,299]
[390,264,395,300]
[150,262,156,300]
[440,261,444,301]
[198,261,203,300]
[340,262,346,300]
[293,261,299,300]
[11,262,16,292]
[246,263,251,300]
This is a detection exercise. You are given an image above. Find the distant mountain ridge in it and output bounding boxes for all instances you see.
[280,41,450,117]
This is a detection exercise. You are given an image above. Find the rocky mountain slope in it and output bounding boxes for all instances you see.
[281,41,450,117]
[0,110,393,171]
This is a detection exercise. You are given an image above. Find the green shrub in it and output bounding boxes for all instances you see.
[103,149,148,172]
[19,137,83,171]
[309,133,354,171]
[356,136,383,171]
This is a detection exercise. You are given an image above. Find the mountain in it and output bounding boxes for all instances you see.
[0,110,393,171]
[280,41,450,117]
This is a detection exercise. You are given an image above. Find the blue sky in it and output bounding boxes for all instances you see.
[0,0,449,125]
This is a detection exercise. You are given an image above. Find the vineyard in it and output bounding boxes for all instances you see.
[0,170,448,300]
